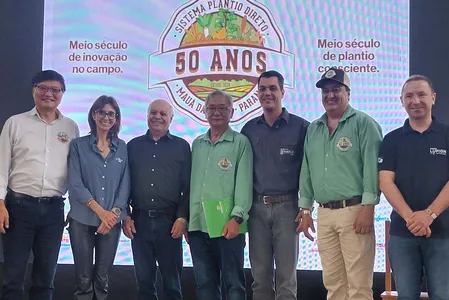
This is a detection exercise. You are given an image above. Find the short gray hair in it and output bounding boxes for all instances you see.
[204,90,233,108]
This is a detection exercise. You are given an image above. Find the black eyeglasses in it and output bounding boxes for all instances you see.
[96,109,118,119]
[35,85,63,95]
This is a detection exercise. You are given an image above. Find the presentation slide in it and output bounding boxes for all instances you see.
[42,0,409,271]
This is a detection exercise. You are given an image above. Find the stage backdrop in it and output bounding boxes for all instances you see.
[42,0,409,270]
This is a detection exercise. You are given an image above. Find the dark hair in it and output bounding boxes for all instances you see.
[258,70,284,90]
[401,75,435,95]
[88,95,122,138]
[32,70,66,92]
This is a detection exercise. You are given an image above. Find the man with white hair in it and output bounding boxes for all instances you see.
[188,90,253,300]
[123,99,191,300]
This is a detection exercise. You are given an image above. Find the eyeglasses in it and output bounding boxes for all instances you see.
[96,109,117,119]
[35,85,63,95]
[205,106,230,114]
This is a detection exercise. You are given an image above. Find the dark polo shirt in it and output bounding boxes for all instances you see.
[241,108,309,197]
[378,117,449,237]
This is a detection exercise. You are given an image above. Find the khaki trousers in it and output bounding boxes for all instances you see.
[317,204,375,300]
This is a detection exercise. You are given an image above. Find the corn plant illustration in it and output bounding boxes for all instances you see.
[213,8,238,40]
[197,14,212,38]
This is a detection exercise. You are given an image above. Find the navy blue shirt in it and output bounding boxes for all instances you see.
[241,108,309,196]
[127,131,191,219]
[68,134,130,226]
[379,118,449,237]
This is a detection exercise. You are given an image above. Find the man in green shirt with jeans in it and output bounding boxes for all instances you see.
[298,68,382,300]
[188,90,253,300]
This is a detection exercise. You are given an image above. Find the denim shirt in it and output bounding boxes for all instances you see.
[68,134,130,226]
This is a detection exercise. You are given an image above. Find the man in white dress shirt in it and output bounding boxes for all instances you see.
[0,70,79,300]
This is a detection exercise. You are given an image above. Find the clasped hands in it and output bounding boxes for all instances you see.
[405,210,433,238]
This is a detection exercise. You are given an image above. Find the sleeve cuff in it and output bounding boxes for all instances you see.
[362,192,379,206]
[0,190,6,200]
[231,205,249,221]
[298,197,313,210]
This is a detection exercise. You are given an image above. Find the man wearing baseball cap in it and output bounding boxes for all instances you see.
[297,68,382,300]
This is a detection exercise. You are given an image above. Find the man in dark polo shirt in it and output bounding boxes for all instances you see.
[241,70,309,300]
[379,75,449,300]
[123,99,191,300]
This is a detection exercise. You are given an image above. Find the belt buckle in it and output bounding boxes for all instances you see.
[263,196,270,205]
[37,197,47,204]
[148,210,157,217]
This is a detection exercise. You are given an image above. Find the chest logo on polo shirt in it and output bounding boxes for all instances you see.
[280,148,295,156]
[336,136,352,151]
[430,148,447,156]
[56,132,69,143]
[116,157,123,163]
[218,157,233,171]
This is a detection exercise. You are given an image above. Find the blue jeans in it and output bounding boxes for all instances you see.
[248,200,299,300]
[0,193,65,300]
[389,235,449,300]
[188,231,246,300]
[131,211,183,300]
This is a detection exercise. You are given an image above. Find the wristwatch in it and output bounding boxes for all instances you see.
[425,208,437,220]
[232,216,244,224]
[111,207,121,217]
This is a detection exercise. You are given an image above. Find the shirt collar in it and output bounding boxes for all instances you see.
[256,107,290,125]
[30,106,63,121]
[145,130,173,141]
[89,134,119,151]
[201,126,234,143]
[317,105,356,124]
[402,116,444,134]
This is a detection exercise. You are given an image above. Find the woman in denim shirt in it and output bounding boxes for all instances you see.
[68,95,130,300]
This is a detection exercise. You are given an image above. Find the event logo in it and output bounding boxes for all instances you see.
[148,0,294,124]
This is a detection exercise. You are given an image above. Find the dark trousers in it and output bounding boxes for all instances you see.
[188,231,246,300]
[68,218,121,300]
[0,193,65,300]
[131,211,183,300]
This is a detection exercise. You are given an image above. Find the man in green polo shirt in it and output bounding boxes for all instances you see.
[297,68,382,300]
[188,90,253,300]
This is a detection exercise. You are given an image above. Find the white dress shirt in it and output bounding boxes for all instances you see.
[0,107,79,199]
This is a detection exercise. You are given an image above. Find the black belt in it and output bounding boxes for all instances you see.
[319,196,362,210]
[132,208,176,218]
[6,190,64,204]
[255,193,296,205]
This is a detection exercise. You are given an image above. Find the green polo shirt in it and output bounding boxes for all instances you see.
[189,127,253,233]
[299,105,382,209]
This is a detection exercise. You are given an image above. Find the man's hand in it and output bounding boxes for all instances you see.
[0,201,9,234]
[296,210,315,241]
[97,209,118,230]
[122,216,136,239]
[171,218,187,239]
[222,218,240,240]
[353,205,374,234]
[407,210,434,236]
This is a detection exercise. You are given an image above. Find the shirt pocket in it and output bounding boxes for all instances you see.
[279,136,297,161]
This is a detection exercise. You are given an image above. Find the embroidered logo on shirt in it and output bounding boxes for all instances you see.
[378,157,383,163]
[57,132,69,143]
[116,157,123,163]
[430,148,447,156]
[280,148,295,156]
[336,137,352,151]
[218,157,232,171]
